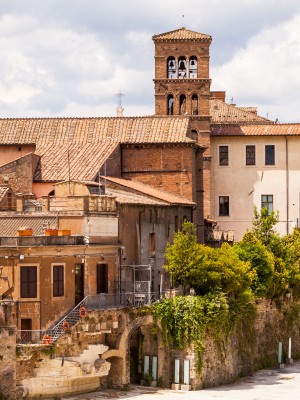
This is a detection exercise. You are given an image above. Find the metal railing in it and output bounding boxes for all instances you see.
[17,291,159,345]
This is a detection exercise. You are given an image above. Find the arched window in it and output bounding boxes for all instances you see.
[189,56,197,78]
[192,94,198,115]
[179,94,186,114]
[178,57,187,79]
[167,57,176,79]
[167,94,174,115]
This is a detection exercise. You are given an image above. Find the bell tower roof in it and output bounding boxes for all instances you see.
[152,27,211,42]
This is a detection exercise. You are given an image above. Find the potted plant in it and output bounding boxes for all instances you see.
[17,227,33,236]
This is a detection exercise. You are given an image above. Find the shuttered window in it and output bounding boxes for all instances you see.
[20,267,37,298]
[53,265,64,297]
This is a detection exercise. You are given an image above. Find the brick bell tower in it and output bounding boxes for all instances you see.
[152,27,212,219]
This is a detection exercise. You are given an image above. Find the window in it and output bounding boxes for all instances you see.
[179,94,186,114]
[97,264,108,294]
[167,94,174,115]
[219,145,229,166]
[261,195,273,214]
[167,57,176,79]
[189,56,197,78]
[219,196,229,216]
[21,266,37,298]
[246,145,256,165]
[53,265,64,297]
[192,94,198,115]
[149,232,156,258]
[178,56,187,79]
[265,145,275,165]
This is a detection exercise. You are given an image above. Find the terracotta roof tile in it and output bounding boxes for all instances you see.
[105,176,195,206]
[211,124,300,136]
[107,188,169,206]
[0,116,192,181]
[153,28,211,41]
[210,99,271,124]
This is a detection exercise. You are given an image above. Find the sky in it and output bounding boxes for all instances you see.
[0,0,300,122]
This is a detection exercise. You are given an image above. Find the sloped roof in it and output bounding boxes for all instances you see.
[107,188,169,206]
[211,123,300,136]
[210,99,272,124]
[0,116,192,182]
[152,27,211,42]
[105,176,195,206]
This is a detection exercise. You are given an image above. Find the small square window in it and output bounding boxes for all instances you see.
[265,145,275,165]
[261,194,273,214]
[219,145,229,166]
[246,145,256,165]
[219,196,229,216]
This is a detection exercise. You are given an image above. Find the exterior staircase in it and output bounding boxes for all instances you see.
[41,297,88,344]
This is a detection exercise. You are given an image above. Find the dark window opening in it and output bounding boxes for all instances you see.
[21,266,37,298]
[175,216,179,232]
[97,263,108,294]
[265,145,275,165]
[149,232,156,258]
[219,196,229,216]
[246,145,256,165]
[53,265,64,297]
[219,146,229,166]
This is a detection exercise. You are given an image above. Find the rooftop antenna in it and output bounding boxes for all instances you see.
[115,90,125,117]
[181,14,185,28]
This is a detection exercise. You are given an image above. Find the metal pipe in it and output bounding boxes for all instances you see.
[285,136,289,234]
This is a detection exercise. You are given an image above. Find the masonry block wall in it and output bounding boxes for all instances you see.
[122,144,195,199]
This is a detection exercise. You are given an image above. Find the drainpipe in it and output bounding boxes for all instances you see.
[138,206,145,264]
[285,136,289,234]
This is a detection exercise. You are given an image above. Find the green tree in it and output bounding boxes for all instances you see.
[164,221,208,288]
[164,222,254,296]
[234,232,275,297]
[252,206,279,249]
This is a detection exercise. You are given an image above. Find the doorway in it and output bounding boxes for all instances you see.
[21,318,32,343]
[75,263,84,305]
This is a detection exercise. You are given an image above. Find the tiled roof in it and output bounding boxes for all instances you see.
[107,188,169,206]
[0,116,191,181]
[210,99,271,124]
[105,176,195,206]
[211,124,300,136]
[152,28,211,41]
[0,216,57,236]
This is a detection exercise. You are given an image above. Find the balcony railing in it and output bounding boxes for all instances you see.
[17,291,160,345]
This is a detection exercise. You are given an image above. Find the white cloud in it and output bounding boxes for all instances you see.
[211,13,300,122]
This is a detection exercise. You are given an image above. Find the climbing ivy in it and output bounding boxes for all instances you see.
[151,290,256,372]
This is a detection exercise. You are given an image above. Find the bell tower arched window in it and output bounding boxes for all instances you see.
[178,57,187,79]
[189,56,197,78]
[192,94,198,115]
[167,94,174,115]
[167,57,176,79]
[180,94,186,114]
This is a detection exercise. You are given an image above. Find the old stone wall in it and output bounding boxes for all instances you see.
[184,298,300,389]
[0,305,17,400]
